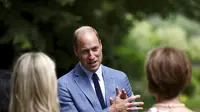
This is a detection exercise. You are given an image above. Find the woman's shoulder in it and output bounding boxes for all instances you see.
[146,107,169,112]
[146,107,195,112]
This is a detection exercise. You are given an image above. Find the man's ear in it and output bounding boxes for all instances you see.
[99,40,102,50]
[73,46,78,56]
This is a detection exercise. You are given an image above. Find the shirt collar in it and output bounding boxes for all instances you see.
[79,62,102,80]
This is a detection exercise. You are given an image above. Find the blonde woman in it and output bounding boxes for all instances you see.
[9,52,59,112]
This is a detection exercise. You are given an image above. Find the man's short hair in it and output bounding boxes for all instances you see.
[73,26,99,47]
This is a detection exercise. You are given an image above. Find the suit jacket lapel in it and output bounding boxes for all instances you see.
[73,64,102,111]
[102,65,115,107]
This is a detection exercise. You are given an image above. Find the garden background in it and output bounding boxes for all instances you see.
[0,0,200,111]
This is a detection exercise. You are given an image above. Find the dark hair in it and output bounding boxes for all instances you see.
[145,46,191,100]
[0,70,11,112]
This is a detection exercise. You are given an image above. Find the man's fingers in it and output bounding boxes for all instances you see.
[127,102,144,107]
[127,95,141,102]
[120,89,127,99]
[109,97,114,105]
[126,107,143,111]
[115,87,120,96]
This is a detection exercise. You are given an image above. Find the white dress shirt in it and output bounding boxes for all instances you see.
[80,63,106,101]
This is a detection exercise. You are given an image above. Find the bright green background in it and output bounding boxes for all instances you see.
[0,0,200,110]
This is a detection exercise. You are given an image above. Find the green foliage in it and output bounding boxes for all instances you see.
[185,96,200,109]
[1,0,200,110]
[0,0,130,75]
[116,14,200,109]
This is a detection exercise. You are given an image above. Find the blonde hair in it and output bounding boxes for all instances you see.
[9,52,59,112]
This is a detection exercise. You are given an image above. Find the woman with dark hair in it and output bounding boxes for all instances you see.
[145,46,193,112]
[0,70,11,112]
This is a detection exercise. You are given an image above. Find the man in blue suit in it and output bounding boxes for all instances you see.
[58,26,144,112]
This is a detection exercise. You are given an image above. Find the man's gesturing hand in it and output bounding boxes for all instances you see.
[109,88,144,112]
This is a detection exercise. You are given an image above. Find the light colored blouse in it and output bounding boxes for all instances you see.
[146,107,169,112]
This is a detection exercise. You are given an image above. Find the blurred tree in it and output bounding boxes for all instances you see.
[1,0,200,110]
[1,0,200,76]
[0,0,132,77]
[116,14,200,109]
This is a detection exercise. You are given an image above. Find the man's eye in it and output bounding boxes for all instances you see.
[92,47,98,51]
[81,50,88,54]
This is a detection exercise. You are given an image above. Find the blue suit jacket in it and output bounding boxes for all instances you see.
[58,63,135,112]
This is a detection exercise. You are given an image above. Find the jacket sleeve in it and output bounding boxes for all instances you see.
[124,73,137,112]
[58,82,78,112]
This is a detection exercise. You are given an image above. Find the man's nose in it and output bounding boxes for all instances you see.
[88,51,95,59]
